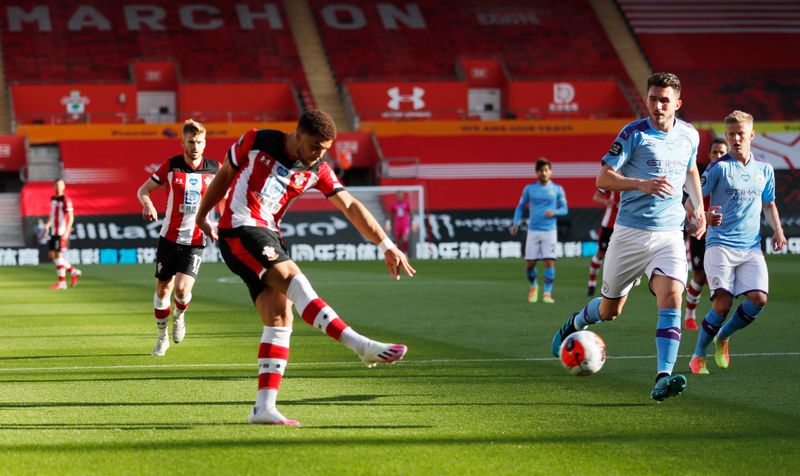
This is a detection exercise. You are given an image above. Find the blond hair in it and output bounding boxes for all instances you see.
[182,118,206,137]
[724,110,754,126]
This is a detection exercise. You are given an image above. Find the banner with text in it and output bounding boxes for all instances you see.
[347,81,468,120]
[508,80,631,119]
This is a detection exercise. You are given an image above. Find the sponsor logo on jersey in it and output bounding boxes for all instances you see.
[175,177,183,184]
[276,164,289,177]
[189,177,199,186]
[608,141,622,156]
[724,188,759,202]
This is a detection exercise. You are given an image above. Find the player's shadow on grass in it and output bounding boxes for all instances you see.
[0,353,145,361]
[0,401,254,409]
[0,422,432,431]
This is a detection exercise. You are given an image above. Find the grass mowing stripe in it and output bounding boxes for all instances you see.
[2,351,799,372]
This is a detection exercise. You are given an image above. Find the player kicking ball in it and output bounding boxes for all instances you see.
[688,111,786,375]
[196,110,414,426]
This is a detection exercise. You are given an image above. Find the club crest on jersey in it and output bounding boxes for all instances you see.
[755,171,765,184]
[262,246,279,261]
[681,140,692,153]
[204,176,212,186]
[291,173,307,188]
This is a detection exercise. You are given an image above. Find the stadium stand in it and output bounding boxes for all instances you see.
[0,1,306,86]
[310,0,634,86]
[618,0,800,121]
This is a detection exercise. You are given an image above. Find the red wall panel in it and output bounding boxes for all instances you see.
[132,61,178,91]
[12,84,138,124]
[378,134,617,210]
[508,80,631,119]
[0,135,26,171]
[178,83,298,122]
[347,82,468,120]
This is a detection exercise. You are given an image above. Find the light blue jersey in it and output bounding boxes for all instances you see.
[513,181,568,232]
[702,153,775,250]
[602,118,699,231]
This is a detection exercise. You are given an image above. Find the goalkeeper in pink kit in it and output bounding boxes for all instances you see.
[386,191,414,254]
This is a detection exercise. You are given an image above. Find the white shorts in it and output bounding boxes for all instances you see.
[601,225,687,298]
[524,230,558,260]
[704,246,768,298]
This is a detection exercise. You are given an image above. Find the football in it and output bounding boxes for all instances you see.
[559,330,606,376]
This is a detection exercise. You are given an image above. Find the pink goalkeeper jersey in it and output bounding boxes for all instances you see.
[390,199,412,227]
[151,155,219,246]
[220,129,344,232]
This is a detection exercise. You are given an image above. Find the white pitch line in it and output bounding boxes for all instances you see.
[0,352,799,373]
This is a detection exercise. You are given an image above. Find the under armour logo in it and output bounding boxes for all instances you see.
[387,87,425,111]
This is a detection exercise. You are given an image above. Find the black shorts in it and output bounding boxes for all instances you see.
[597,226,614,252]
[155,237,204,281]
[48,236,67,252]
[689,235,706,270]
[218,226,292,302]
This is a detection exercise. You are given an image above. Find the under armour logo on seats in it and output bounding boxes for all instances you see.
[387,87,425,111]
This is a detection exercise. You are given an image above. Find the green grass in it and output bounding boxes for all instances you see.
[1,256,799,475]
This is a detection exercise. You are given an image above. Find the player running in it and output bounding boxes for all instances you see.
[136,119,220,357]
[550,72,705,402]
[683,138,728,330]
[195,110,414,426]
[688,111,786,375]
[510,158,568,304]
[587,188,619,296]
[45,178,81,289]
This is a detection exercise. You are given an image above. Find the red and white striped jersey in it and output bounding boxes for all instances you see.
[598,189,620,228]
[49,195,73,237]
[220,129,344,231]
[151,155,219,246]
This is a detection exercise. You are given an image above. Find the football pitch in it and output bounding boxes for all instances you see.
[1,256,799,475]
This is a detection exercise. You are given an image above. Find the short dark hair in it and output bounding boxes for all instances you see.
[709,137,727,151]
[647,72,681,96]
[535,158,551,171]
[53,178,65,185]
[297,110,337,141]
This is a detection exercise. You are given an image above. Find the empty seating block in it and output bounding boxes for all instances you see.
[0,1,307,89]
[619,0,800,120]
[309,0,632,86]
